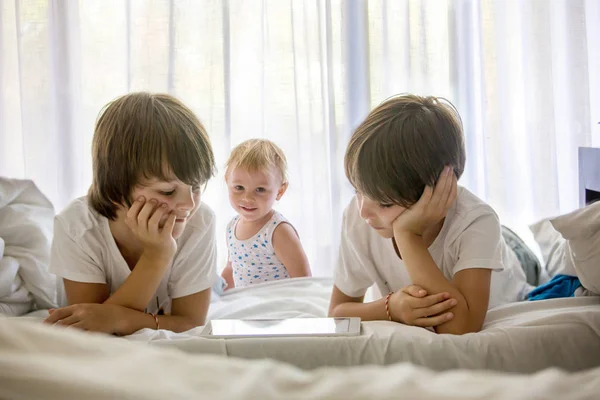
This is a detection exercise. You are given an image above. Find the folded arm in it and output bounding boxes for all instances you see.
[48,286,211,335]
[396,232,491,334]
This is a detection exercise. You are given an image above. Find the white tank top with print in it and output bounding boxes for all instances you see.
[226,211,292,288]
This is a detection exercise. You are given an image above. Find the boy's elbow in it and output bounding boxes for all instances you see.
[434,298,486,335]
[328,304,343,318]
[327,307,336,318]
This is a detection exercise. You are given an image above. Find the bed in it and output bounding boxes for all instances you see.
[2,316,600,400]
[4,148,600,399]
[123,277,599,372]
[20,276,600,372]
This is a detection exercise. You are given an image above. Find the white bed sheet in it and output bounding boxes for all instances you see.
[21,277,600,372]
[123,277,600,372]
[1,317,599,400]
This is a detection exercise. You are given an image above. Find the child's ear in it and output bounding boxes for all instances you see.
[276,182,288,201]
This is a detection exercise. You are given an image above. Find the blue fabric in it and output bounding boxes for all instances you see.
[528,274,581,301]
[212,275,228,296]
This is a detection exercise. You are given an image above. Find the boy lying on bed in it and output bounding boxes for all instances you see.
[329,94,533,335]
[44,92,218,335]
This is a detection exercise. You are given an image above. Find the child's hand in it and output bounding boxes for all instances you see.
[221,262,234,289]
[388,285,456,327]
[44,303,133,335]
[392,166,457,237]
[126,196,177,260]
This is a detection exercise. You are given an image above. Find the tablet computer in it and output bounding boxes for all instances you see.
[200,317,361,339]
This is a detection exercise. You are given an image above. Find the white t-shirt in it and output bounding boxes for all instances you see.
[50,197,218,314]
[334,187,533,310]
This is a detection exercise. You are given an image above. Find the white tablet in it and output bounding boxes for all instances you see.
[200,317,361,339]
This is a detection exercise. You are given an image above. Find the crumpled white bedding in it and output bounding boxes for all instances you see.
[0,178,57,315]
[122,277,600,372]
[1,316,599,400]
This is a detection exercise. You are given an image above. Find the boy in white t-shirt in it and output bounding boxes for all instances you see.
[329,94,532,335]
[44,92,217,335]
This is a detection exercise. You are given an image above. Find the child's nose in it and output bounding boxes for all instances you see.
[242,191,254,202]
[176,188,196,211]
[358,198,372,220]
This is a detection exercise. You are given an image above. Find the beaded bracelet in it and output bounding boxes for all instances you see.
[151,313,160,330]
[385,292,394,321]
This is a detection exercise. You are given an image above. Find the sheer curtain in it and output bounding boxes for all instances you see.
[1,0,599,274]
[366,0,600,241]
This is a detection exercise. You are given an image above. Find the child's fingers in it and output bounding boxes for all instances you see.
[44,306,73,324]
[416,298,457,319]
[148,204,168,235]
[160,212,177,237]
[137,199,157,231]
[414,312,454,327]
[445,172,458,210]
[402,285,427,297]
[126,197,146,227]
[412,292,451,308]
[417,185,434,207]
[56,314,82,327]
[432,166,452,208]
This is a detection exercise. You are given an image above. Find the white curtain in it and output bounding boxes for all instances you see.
[1,0,599,274]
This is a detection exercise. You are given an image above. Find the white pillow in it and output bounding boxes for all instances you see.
[550,201,600,295]
[0,178,57,312]
[529,219,577,278]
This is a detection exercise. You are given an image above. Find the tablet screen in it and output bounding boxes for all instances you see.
[209,317,353,337]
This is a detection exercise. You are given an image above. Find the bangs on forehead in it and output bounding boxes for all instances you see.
[347,119,428,208]
[136,100,214,187]
[349,132,414,208]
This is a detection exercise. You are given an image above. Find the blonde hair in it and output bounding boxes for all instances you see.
[345,94,465,207]
[225,139,288,184]
[88,92,216,220]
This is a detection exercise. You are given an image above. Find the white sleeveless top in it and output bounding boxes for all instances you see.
[226,211,292,288]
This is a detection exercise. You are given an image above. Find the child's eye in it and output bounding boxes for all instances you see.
[235,185,244,191]
[160,190,176,196]
[379,203,394,208]
[256,187,266,193]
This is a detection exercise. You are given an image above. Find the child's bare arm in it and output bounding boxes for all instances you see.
[103,197,177,311]
[61,253,173,310]
[393,168,491,334]
[328,285,455,326]
[395,233,491,334]
[63,256,177,311]
[45,289,211,334]
[63,254,172,311]
[103,251,175,311]
[221,261,234,289]
[61,198,177,311]
[272,223,311,278]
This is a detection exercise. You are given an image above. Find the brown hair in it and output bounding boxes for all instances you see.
[345,94,465,207]
[225,139,288,184]
[88,92,215,220]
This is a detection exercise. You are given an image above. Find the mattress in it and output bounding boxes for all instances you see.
[2,316,599,400]
[121,277,600,372]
